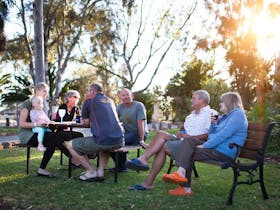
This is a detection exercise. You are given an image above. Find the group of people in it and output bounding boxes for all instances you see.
[19,82,248,196]
[19,82,148,179]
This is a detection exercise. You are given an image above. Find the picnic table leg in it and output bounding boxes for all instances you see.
[114,153,119,183]
[27,146,30,175]
[60,151,63,165]
[68,155,72,178]
[67,127,73,178]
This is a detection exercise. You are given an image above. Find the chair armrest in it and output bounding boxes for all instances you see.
[229,143,242,160]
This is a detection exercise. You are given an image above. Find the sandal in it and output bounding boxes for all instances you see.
[128,184,150,191]
[79,172,98,182]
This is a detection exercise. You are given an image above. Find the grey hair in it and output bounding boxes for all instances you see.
[89,83,103,93]
[66,90,80,102]
[193,90,210,104]
[220,92,244,111]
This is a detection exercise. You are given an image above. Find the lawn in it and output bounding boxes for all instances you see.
[0,127,18,136]
[0,131,279,209]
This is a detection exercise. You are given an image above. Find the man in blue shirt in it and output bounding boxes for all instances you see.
[66,83,124,181]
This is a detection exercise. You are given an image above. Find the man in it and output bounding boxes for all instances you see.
[126,90,215,192]
[66,83,124,181]
[110,88,149,172]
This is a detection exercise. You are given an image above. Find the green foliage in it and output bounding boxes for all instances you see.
[269,115,280,155]
[0,73,10,94]
[153,86,173,121]
[246,90,280,154]
[166,55,214,120]
[201,79,231,111]
[133,91,154,123]
[1,74,32,104]
[210,1,276,110]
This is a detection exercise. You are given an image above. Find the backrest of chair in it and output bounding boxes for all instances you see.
[239,123,275,160]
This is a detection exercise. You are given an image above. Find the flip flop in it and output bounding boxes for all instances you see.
[79,172,98,182]
[126,159,149,171]
[96,176,105,182]
[128,184,150,191]
[37,172,56,178]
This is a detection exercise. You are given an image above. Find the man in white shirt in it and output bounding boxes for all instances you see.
[126,90,215,190]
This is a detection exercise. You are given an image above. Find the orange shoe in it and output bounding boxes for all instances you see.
[162,172,188,185]
[168,186,193,196]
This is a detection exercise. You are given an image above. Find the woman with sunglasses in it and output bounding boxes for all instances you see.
[55,90,81,122]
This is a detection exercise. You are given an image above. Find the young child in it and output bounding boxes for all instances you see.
[30,96,53,152]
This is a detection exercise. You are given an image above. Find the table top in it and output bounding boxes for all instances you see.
[44,121,90,131]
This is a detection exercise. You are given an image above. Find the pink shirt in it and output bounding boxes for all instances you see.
[30,110,51,124]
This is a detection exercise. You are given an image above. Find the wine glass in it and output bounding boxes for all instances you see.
[58,109,66,123]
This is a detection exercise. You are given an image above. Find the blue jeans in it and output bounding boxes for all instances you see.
[32,127,51,143]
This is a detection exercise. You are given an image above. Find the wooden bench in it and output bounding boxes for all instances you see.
[14,142,142,182]
[167,122,275,206]
[13,143,70,176]
[68,145,142,182]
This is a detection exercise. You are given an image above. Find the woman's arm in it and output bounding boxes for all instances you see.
[19,108,36,128]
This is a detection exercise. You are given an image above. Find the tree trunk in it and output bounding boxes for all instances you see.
[34,0,45,84]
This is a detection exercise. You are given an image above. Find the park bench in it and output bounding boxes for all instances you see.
[167,122,275,206]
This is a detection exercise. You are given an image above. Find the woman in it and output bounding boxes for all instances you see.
[55,90,80,122]
[162,92,248,196]
[18,82,83,177]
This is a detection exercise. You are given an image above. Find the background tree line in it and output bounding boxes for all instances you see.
[0,0,280,132]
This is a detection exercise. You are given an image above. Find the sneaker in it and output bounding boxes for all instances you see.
[168,186,193,196]
[162,172,188,185]
[37,144,46,152]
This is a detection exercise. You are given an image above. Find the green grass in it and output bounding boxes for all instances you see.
[0,131,280,209]
[0,127,18,135]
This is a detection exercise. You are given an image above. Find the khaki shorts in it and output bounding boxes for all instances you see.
[72,136,123,155]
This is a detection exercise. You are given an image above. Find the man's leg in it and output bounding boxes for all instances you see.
[140,145,167,189]
[66,140,96,175]
[137,131,171,165]
[97,151,110,177]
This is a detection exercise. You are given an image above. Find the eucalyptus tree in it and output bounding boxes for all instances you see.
[0,0,14,52]
[79,0,206,92]
[203,0,280,109]
[1,0,115,107]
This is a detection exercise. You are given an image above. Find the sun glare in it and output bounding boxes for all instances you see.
[252,11,280,59]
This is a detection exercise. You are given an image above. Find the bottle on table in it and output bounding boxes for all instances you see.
[75,108,81,123]
[179,126,185,141]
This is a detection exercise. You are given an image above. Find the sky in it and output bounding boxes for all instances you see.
[2,0,280,92]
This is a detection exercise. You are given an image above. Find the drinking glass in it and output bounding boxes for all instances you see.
[58,109,66,123]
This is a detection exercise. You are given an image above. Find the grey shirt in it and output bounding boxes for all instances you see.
[117,101,149,138]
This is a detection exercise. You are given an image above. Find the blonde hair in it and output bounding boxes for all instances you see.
[35,82,49,92]
[31,95,43,108]
[220,92,244,111]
